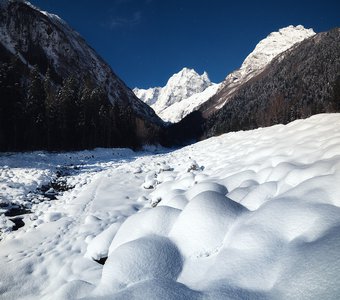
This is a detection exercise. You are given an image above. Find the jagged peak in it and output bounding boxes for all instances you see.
[165,67,211,87]
[279,24,314,34]
[134,67,212,93]
[254,24,315,52]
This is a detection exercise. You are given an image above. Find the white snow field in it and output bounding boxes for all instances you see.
[1,113,340,299]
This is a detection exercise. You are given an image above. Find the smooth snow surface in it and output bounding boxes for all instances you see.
[1,114,340,299]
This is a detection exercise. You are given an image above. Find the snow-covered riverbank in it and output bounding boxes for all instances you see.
[1,114,340,299]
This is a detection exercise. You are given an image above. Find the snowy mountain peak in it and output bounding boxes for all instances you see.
[240,25,315,75]
[134,67,213,121]
[132,87,161,106]
[202,71,209,81]
[212,25,316,110]
[227,25,315,85]
[162,68,212,100]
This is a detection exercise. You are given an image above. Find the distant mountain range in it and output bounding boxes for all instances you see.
[161,26,340,145]
[134,25,315,124]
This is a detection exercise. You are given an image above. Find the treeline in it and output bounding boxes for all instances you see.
[0,57,141,151]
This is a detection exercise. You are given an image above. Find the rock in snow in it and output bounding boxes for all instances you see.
[0,114,340,299]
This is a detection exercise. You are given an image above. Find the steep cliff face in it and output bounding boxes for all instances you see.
[0,0,163,151]
[164,28,340,145]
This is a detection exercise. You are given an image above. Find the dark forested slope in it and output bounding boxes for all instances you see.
[0,0,163,151]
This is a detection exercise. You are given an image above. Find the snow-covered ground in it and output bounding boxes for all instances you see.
[1,113,340,299]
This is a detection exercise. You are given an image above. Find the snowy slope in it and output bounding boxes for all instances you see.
[133,68,213,122]
[214,25,315,110]
[158,83,221,123]
[232,25,315,82]
[1,113,340,299]
[133,87,162,106]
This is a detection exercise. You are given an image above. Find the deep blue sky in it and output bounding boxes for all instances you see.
[30,0,340,89]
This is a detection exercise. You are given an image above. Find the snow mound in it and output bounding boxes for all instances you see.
[98,235,183,292]
[97,278,202,300]
[89,114,340,299]
[43,211,63,222]
[158,194,188,210]
[170,191,247,257]
[85,222,121,260]
[272,224,340,299]
[185,182,227,200]
[108,206,181,254]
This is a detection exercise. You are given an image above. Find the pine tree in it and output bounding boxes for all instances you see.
[25,65,46,149]
[0,56,25,150]
[44,67,58,150]
[57,76,80,149]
